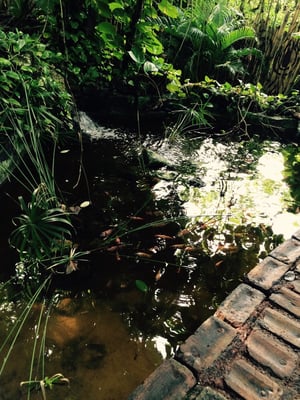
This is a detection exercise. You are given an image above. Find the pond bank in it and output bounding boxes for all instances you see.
[76,91,300,141]
[128,228,300,399]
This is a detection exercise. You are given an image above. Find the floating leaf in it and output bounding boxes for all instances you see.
[80,201,91,208]
[135,279,148,293]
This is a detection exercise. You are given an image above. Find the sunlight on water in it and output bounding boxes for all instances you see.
[1,118,298,400]
[257,152,284,181]
[151,336,173,359]
[152,139,296,239]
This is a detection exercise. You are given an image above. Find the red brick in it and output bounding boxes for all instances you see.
[127,359,196,400]
[270,287,300,317]
[247,256,290,290]
[215,283,265,327]
[225,358,282,400]
[258,307,300,348]
[246,328,298,378]
[177,316,236,374]
[270,238,300,264]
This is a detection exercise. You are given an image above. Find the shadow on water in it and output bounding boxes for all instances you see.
[0,112,299,400]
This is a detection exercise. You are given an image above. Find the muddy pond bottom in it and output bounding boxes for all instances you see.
[0,293,165,400]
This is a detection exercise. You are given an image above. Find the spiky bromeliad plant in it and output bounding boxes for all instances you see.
[10,187,73,262]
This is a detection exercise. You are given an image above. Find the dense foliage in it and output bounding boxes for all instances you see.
[0,0,299,288]
[0,28,74,141]
[0,2,299,396]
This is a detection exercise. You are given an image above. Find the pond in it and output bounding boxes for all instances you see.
[0,113,299,400]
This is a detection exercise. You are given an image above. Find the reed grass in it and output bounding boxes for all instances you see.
[0,276,51,377]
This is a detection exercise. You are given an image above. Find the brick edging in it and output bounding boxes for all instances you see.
[128,229,300,399]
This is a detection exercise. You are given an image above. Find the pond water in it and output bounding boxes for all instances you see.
[0,113,299,400]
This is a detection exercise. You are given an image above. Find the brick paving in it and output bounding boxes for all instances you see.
[128,229,300,400]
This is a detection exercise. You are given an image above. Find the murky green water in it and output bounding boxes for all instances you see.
[0,113,299,400]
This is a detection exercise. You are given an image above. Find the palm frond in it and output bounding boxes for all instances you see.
[221,27,256,50]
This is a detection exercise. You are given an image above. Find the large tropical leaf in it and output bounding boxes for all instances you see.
[221,27,256,50]
[158,0,179,19]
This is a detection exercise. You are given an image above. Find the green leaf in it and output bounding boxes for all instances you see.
[166,80,181,93]
[109,2,123,12]
[143,61,159,73]
[158,0,178,18]
[221,28,256,50]
[135,279,148,293]
[128,48,145,64]
[8,98,22,107]
[0,57,11,66]
[13,39,26,52]
[144,34,164,55]
[96,22,116,36]
[6,70,19,80]
[98,1,112,18]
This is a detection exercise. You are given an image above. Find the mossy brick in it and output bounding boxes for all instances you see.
[195,387,228,399]
[269,238,300,264]
[215,283,265,327]
[246,328,298,378]
[257,307,300,348]
[177,316,236,374]
[246,256,290,291]
[128,359,196,400]
[270,287,300,317]
[225,358,283,400]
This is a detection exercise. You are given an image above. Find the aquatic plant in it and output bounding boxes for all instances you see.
[20,373,70,400]
[165,100,214,139]
[0,277,51,378]
[9,189,73,262]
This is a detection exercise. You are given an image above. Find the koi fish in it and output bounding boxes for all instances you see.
[100,228,114,238]
[135,252,153,258]
[177,229,191,237]
[154,234,174,240]
[215,260,224,268]
[171,244,187,249]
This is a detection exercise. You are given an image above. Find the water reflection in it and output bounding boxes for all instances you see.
[0,115,298,399]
